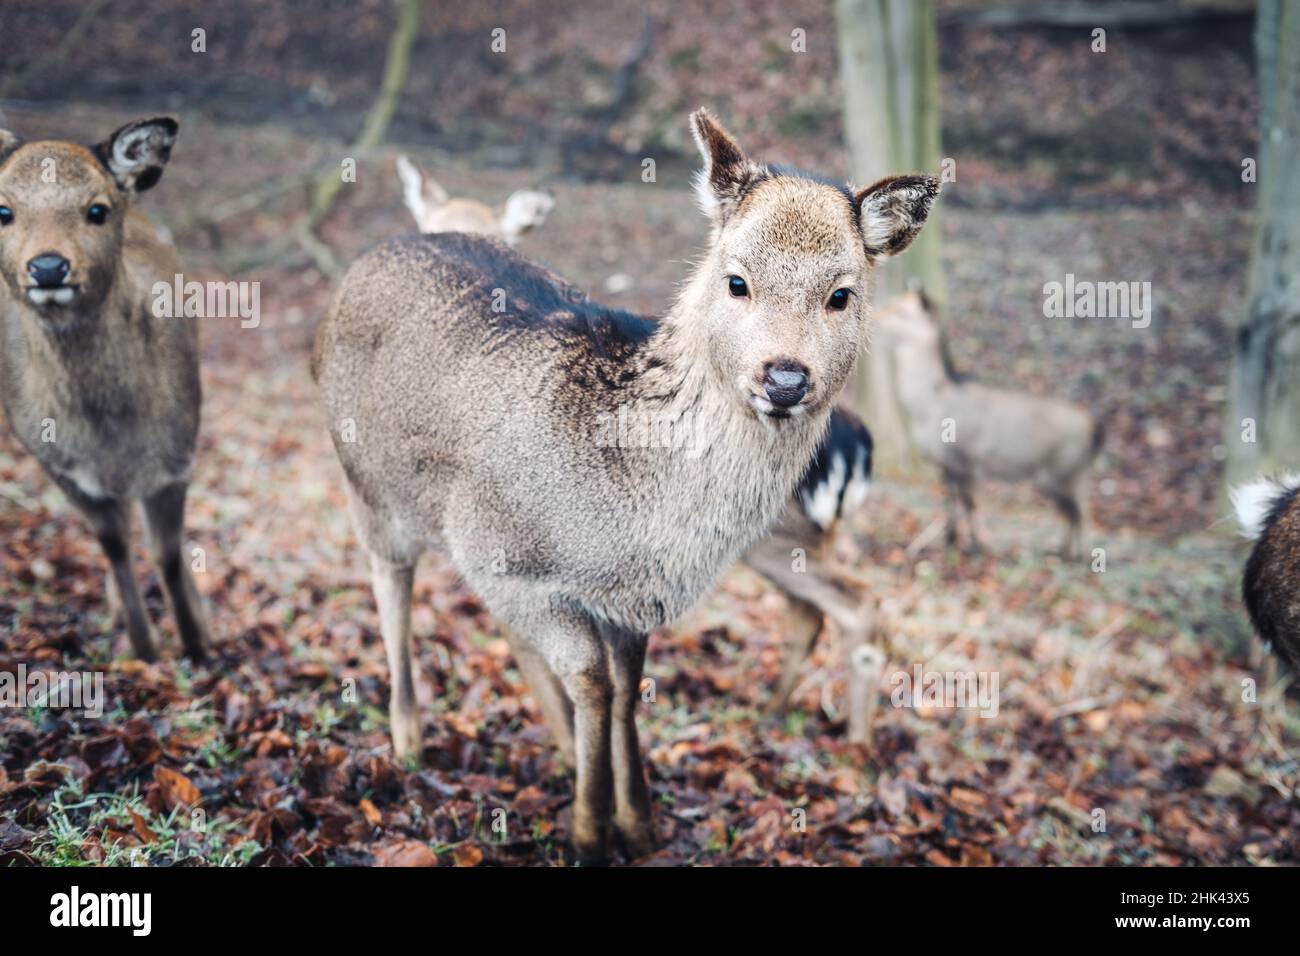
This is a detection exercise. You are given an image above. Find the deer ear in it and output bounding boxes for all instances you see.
[0,129,21,164]
[855,174,940,258]
[689,108,759,222]
[94,117,178,194]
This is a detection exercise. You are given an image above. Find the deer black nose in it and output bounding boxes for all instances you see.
[27,254,70,289]
[763,361,810,408]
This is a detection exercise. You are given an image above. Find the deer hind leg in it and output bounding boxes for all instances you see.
[744,536,828,714]
[765,595,825,715]
[751,541,877,729]
[503,626,576,767]
[1049,490,1083,559]
[143,482,212,661]
[65,486,157,661]
[941,470,962,549]
[369,553,422,761]
[600,621,656,859]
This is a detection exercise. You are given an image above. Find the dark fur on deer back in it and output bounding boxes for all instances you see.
[1242,483,1300,671]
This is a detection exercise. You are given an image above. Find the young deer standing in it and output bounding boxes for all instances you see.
[396,154,554,245]
[0,118,211,661]
[877,291,1102,558]
[1233,474,1300,671]
[394,146,877,720]
[314,109,937,862]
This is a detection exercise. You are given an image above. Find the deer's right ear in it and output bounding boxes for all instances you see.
[95,117,179,195]
[855,174,940,258]
[0,129,21,164]
[690,109,759,222]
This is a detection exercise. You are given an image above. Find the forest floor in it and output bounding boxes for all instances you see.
[3,1,1297,866]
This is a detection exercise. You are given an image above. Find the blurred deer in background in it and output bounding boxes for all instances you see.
[396,154,554,244]
[316,109,937,862]
[877,291,1103,558]
[747,407,884,741]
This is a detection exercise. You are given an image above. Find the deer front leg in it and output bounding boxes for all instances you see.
[65,489,157,661]
[601,623,656,859]
[941,469,963,550]
[143,482,213,661]
[955,476,982,554]
[369,554,422,761]
[560,668,613,864]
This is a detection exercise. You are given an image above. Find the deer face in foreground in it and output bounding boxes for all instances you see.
[688,114,937,421]
[0,119,176,317]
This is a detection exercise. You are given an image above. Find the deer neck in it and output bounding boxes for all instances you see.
[624,267,831,566]
[893,335,952,412]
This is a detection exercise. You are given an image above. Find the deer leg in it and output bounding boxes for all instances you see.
[369,554,422,761]
[66,489,157,661]
[744,536,828,713]
[766,596,825,715]
[1072,475,1091,560]
[750,540,875,723]
[143,482,212,661]
[503,626,576,767]
[512,605,614,865]
[600,622,656,859]
[843,618,885,745]
[104,568,124,628]
[957,477,983,554]
[556,662,613,864]
[1050,492,1082,559]
[941,470,962,549]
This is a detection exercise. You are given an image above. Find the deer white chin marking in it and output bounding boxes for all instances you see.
[748,393,808,420]
[27,287,77,306]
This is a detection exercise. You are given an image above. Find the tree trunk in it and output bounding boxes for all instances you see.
[305,0,424,228]
[1226,0,1300,486]
[836,0,945,475]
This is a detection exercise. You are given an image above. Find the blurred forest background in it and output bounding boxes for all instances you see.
[2,0,1297,867]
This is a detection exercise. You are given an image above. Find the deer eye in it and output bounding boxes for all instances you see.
[727,275,749,298]
[0,206,12,226]
[827,288,851,311]
[86,204,110,225]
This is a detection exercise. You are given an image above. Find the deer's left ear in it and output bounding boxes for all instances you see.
[0,129,21,165]
[690,108,762,223]
[94,117,179,194]
[855,174,940,258]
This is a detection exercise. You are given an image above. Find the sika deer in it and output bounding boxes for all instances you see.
[396,146,879,719]
[0,118,211,661]
[1233,474,1300,671]
[396,154,554,245]
[877,291,1102,558]
[314,109,937,862]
